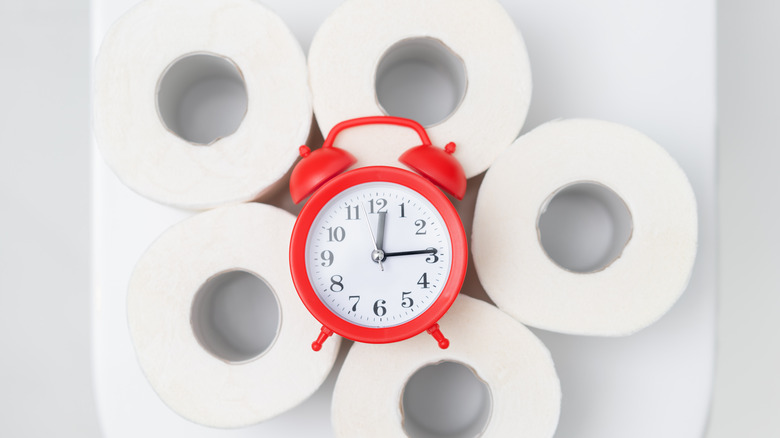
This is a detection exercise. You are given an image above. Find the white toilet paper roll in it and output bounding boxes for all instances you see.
[332,296,560,438]
[94,0,310,209]
[308,0,531,178]
[127,203,340,428]
[472,119,698,336]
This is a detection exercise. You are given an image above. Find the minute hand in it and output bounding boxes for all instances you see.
[383,248,437,258]
[376,211,387,251]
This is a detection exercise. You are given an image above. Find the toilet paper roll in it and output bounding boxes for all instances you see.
[332,295,560,438]
[127,203,340,428]
[472,119,698,336]
[308,0,531,178]
[94,0,310,209]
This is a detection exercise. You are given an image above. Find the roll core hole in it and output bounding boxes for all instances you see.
[191,270,280,363]
[156,53,248,145]
[537,182,633,273]
[375,37,467,127]
[401,361,492,438]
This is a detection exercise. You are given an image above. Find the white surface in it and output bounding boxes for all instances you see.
[708,0,780,435]
[9,0,780,437]
[92,1,716,437]
[0,1,101,437]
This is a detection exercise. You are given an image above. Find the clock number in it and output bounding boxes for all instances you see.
[321,250,334,267]
[330,275,344,292]
[346,205,360,220]
[425,248,439,264]
[369,198,387,214]
[414,219,427,235]
[399,203,406,218]
[327,226,345,242]
[417,273,430,289]
[373,299,387,317]
[401,291,414,308]
[349,295,360,312]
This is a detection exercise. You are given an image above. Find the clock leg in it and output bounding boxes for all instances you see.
[426,324,450,349]
[312,326,334,352]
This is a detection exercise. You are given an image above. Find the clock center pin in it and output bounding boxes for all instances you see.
[371,249,385,264]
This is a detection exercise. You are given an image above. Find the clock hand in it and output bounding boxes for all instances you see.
[360,203,384,271]
[376,211,387,251]
[382,248,437,258]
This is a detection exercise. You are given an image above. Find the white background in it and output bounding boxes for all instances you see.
[0,1,99,436]
[0,0,777,437]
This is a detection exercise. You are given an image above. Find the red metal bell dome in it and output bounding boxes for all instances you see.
[399,141,466,200]
[289,145,356,203]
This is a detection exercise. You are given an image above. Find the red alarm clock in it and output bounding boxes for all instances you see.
[289,116,467,351]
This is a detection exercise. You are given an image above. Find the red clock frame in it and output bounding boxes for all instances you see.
[289,166,468,350]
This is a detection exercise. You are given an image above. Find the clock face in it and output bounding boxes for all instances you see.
[304,181,453,328]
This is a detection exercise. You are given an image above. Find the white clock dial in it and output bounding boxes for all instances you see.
[305,182,453,328]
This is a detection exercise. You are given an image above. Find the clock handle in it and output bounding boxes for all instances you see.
[312,326,334,352]
[290,116,430,203]
[322,116,467,200]
[427,324,450,349]
[321,116,432,148]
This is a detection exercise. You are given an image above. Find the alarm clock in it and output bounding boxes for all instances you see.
[289,116,468,351]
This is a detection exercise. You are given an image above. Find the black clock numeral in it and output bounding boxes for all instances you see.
[346,205,360,220]
[373,299,387,317]
[399,203,406,218]
[415,219,427,235]
[417,273,430,289]
[321,250,334,267]
[401,291,414,308]
[425,248,439,264]
[349,295,360,312]
[369,198,387,214]
[327,226,345,242]
[330,275,344,292]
